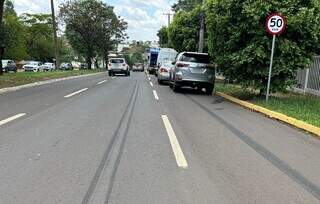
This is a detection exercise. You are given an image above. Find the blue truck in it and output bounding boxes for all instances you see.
[147,47,160,74]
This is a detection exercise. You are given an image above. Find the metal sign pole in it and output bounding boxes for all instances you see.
[266,35,276,101]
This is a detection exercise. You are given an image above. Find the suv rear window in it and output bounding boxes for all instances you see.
[181,53,210,63]
[110,59,124,63]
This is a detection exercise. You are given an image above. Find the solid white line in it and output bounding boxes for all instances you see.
[0,113,26,126]
[153,90,159,100]
[150,81,154,87]
[64,88,88,98]
[161,115,188,169]
[97,80,107,85]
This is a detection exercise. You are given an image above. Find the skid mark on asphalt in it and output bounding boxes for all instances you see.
[187,95,320,201]
[81,81,139,204]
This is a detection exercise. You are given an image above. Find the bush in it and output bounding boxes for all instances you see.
[206,0,320,93]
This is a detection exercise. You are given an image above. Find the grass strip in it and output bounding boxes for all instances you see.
[215,83,320,128]
[0,69,104,89]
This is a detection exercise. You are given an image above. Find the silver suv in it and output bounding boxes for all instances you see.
[108,58,130,76]
[169,52,215,95]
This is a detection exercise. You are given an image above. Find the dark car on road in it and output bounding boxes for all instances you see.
[169,52,215,95]
[2,60,17,73]
[132,63,144,72]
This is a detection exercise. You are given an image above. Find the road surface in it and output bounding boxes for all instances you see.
[0,71,319,204]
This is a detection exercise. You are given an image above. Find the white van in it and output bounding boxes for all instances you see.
[156,48,178,68]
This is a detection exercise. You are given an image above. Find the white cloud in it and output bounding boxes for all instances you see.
[13,0,176,41]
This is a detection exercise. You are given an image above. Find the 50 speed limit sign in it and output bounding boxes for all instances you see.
[266,13,286,35]
[265,13,286,101]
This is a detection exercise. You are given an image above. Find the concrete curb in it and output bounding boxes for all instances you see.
[216,92,320,137]
[0,72,105,95]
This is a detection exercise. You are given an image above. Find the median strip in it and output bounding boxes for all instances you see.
[0,113,26,126]
[161,115,188,169]
[64,88,88,98]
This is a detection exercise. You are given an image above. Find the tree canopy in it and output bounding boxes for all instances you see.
[206,0,320,93]
[60,0,127,69]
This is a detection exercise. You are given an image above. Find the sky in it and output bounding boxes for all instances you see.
[13,0,176,42]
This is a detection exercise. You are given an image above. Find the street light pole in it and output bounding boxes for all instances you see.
[51,0,60,70]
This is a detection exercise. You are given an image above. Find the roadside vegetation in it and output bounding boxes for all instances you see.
[159,0,320,94]
[0,69,103,89]
[215,83,320,128]
[0,0,127,75]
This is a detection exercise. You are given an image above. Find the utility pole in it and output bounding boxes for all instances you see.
[163,12,173,26]
[198,0,205,53]
[51,0,60,70]
[0,0,5,75]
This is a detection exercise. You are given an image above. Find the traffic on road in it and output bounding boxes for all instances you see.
[1,0,320,204]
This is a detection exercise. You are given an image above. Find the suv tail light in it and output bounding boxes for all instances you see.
[122,63,126,67]
[160,68,168,73]
[108,63,111,67]
[176,63,189,68]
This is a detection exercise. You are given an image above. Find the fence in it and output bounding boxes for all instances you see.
[294,56,320,96]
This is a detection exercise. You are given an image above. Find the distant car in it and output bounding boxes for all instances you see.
[132,63,144,72]
[23,61,43,72]
[1,60,17,73]
[43,62,55,71]
[60,63,73,70]
[108,58,130,76]
[80,63,88,69]
[169,52,215,95]
[157,61,174,84]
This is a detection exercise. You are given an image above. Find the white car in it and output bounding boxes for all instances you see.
[108,58,130,76]
[23,61,44,72]
[43,62,55,71]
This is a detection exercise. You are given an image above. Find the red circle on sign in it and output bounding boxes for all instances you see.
[266,13,286,35]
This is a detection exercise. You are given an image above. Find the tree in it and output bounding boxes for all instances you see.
[172,0,202,12]
[60,0,126,69]
[157,26,169,47]
[3,13,28,60]
[206,0,320,93]
[20,13,54,62]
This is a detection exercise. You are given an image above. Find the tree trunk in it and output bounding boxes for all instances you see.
[86,56,92,69]
[104,54,109,70]
[0,0,5,76]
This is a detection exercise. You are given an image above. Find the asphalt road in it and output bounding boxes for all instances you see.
[0,71,319,204]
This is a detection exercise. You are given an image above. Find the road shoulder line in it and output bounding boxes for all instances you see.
[217,92,320,138]
[0,72,104,95]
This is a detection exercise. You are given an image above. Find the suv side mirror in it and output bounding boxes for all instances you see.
[171,62,176,65]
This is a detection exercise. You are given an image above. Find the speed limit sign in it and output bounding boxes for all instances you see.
[265,13,286,101]
[266,13,286,35]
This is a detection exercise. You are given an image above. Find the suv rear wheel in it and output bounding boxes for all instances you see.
[205,86,214,95]
[173,82,180,92]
